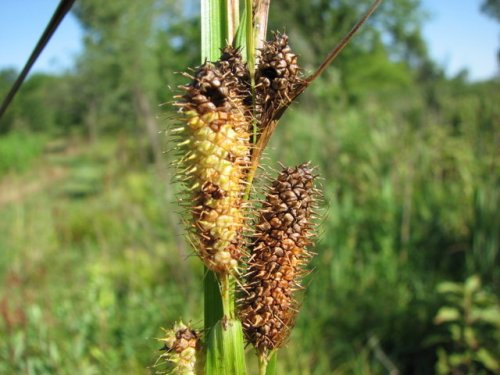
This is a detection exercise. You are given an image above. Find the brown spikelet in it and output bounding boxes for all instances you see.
[158,321,200,375]
[240,163,319,355]
[175,52,251,274]
[219,46,250,90]
[255,32,305,127]
[218,46,253,118]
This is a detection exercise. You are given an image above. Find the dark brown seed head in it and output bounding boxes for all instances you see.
[218,46,253,117]
[219,46,250,85]
[255,32,305,124]
[182,63,236,114]
[240,163,319,355]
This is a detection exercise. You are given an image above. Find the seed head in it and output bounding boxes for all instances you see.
[158,321,200,375]
[175,53,251,274]
[240,163,319,355]
[218,45,253,120]
[255,32,305,125]
[219,46,250,90]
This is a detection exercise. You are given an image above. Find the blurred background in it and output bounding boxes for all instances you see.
[0,0,498,374]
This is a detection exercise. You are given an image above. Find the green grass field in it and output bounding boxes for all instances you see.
[1,81,498,374]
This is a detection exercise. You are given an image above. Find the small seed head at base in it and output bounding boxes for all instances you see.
[174,53,251,274]
[158,321,200,375]
[240,163,319,356]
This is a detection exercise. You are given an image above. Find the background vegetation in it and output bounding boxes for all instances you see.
[0,0,498,374]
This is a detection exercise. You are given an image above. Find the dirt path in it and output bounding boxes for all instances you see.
[0,166,66,207]
[0,144,82,208]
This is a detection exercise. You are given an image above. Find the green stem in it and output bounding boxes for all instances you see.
[201,2,250,374]
[243,160,257,200]
[265,351,278,375]
[243,0,258,146]
[221,273,235,319]
[258,354,268,375]
[204,269,223,332]
[245,0,255,79]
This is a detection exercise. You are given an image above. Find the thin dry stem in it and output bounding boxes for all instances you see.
[246,0,382,191]
[305,0,382,84]
[227,0,240,42]
[253,0,271,51]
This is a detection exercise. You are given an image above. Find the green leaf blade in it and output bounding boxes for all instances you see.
[434,307,461,324]
[201,0,225,62]
[206,319,247,375]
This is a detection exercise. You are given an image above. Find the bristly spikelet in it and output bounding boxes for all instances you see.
[175,49,251,274]
[255,32,305,126]
[239,163,319,355]
[158,321,200,375]
[218,46,253,119]
[219,46,250,92]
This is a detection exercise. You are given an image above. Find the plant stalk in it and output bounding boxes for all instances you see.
[227,0,239,43]
[245,0,255,79]
[201,2,248,374]
[253,0,271,51]
[306,0,382,84]
[258,354,268,375]
[221,273,235,319]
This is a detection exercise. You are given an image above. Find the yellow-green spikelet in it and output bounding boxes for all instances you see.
[175,54,250,274]
[158,321,200,375]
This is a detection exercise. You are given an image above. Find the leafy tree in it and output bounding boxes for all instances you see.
[73,0,158,142]
[0,71,71,134]
[480,0,500,72]
[481,0,500,21]
[268,0,432,101]
[0,69,19,133]
[72,0,198,149]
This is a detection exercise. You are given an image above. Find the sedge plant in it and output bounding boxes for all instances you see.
[157,1,381,374]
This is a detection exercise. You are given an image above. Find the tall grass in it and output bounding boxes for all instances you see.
[0,132,45,177]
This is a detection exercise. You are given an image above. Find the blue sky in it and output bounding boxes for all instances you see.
[0,0,498,81]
